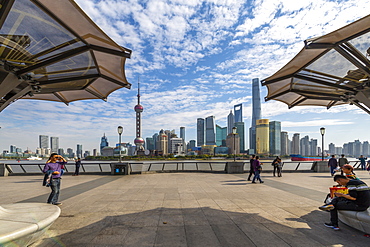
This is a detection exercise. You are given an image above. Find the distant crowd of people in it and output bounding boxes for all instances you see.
[327,154,370,176]
[247,155,283,184]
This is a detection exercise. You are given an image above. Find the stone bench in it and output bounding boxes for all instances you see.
[338,208,370,233]
[0,203,61,246]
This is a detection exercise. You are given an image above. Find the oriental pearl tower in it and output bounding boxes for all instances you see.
[134,81,145,155]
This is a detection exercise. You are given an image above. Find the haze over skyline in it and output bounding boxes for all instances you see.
[1,0,370,153]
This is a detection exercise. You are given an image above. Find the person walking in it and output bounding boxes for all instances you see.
[338,154,348,175]
[328,155,338,176]
[247,155,255,181]
[73,158,81,176]
[252,156,264,184]
[358,155,367,170]
[43,153,67,206]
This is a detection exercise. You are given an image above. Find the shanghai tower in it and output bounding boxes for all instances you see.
[249,78,261,153]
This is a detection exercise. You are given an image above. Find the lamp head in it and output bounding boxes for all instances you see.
[320,127,325,135]
[232,126,237,134]
[117,126,123,135]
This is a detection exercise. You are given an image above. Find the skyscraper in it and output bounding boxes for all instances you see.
[158,130,168,155]
[234,122,245,153]
[134,81,145,153]
[146,137,155,151]
[180,127,185,141]
[256,119,269,154]
[100,134,108,153]
[292,133,300,154]
[310,139,318,156]
[249,78,261,153]
[180,127,186,153]
[234,103,243,123]
[227,110,234,134]
[197,118,205,146]
[300,136,310,156]
[39,135,48,149]
[205,116,216,145]
[76,144,82,158]
[50,137,59,153]
[269,121,281,156]
[216,125,227,146]
[280,131,289,156]
[152,133,158,150]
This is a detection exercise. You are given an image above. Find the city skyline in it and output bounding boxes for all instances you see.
[1,1,370,153]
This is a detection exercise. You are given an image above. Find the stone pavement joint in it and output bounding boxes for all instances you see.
[1,171,370,246]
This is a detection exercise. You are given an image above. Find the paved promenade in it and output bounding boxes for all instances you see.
[2,170,370,247]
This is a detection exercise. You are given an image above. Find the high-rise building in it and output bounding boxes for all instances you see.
[280,131,288,155]
[180,127,186,153]
[269,121,281,156]
[76,144,82,158]
[10,145,16,153]
[134,81,145,153]
[292,133,300,154]
[300,136,310,156]
[227,110,234,134]
[197,118,205,146]
[310,139,318,156]
[100,134,108,153]
[329,143,336,155]
[234,103,243,123]
[50,137,59,153]
[256,119,269,154]
[205,116,216,145]
[363,141,369,156]
[146,137,155,151]
[188,140,196,150]
[234,122,245,153]
[226,133,240,155]
[343,143,348,155]
[158,130,168,155]
[152,133,158,150]
[216,125,227,146]
[67,148,74,158]
[57,148,64,156]
[249,78,261,152]
[93,149,97,156]
[170,138,184,154]
[39,135,48,149]
[180,127,185,141]
[354,140,362,157]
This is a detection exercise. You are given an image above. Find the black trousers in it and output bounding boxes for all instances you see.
[330,197,368,225]
[74,166,80,175]
[247,170,255,180]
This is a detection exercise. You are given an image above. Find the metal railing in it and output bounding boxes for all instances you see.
[0,160,362,175]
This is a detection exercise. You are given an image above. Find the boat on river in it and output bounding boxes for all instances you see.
[290,154,329,161]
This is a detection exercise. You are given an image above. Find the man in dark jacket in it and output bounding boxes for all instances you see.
[247,155,255,181]
[319,175,370,230]
[328,155,338,176]
[73,158,81,176]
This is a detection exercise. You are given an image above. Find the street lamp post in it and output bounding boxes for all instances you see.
[117,126,123,162]
[232,127,237,162]
[320,127,325,161]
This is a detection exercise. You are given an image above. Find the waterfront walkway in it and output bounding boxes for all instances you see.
[2,171,370,246]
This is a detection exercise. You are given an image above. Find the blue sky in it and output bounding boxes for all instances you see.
[1,0,370,153]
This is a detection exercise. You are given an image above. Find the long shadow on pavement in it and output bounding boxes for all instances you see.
[35,207,370,247]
